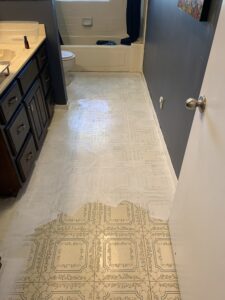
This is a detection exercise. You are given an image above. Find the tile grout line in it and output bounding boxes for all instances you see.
[140,206,153,297]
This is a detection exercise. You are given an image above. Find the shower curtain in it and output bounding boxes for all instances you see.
[121,0,141,45]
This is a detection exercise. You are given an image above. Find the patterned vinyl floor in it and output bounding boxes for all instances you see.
[8,201,181,299]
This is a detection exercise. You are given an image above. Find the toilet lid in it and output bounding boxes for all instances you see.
[61,50,76,61]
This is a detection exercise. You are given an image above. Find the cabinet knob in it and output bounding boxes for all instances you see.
[45,77,50,83]
[8,96,18,106]
[40,55,46,61]
[17,123,26,134]
[26,151,33,161]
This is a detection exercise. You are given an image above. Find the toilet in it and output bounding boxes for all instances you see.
[61,50,76,85]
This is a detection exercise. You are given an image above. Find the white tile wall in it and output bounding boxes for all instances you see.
[56,0,127,41]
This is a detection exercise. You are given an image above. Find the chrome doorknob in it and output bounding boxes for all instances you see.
[185,96,206,113]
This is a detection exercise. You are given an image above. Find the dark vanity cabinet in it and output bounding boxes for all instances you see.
[0,42,55,196]
[24,79,48,149]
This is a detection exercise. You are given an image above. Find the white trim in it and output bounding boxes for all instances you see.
[55,103,70,110]
[61,44,144,73]
[141,73,178,188]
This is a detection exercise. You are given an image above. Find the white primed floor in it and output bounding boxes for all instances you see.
[0,72,176,298]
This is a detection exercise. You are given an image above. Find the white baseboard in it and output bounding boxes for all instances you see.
[141,73,178,188]
[55,103,70,111]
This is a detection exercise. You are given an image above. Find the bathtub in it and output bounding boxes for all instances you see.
[56,0,147,72]
[61,37,144,73]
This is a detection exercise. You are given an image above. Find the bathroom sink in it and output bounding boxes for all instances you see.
[0,49,16,64]
[0,49,16,85]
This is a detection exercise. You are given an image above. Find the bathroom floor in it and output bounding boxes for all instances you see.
[0,72,180,299]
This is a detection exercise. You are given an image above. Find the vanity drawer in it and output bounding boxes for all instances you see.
[6,105,30,155]
[36,44,47,70]
[18,58,39,95]
[16,134,37,181]
[40,64,51,96]
[0,81,22,124]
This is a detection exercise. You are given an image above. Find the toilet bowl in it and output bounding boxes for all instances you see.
[61,50,76,85]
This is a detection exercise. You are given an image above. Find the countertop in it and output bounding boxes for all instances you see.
[0,24,46,96]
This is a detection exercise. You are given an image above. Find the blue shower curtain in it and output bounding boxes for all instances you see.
[121,0,141,45]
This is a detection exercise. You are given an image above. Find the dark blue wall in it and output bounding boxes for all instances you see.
[144,0,222,176]
[0,0,67,105]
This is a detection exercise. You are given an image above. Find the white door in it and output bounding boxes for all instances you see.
[169,2,225,300]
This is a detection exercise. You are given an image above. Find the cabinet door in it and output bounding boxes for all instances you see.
[40,64,51,97]
[36,43,48,71]
[26,94,42,146]
[35,82,48,129]
[25,80,48,149]
[46,90,55,120]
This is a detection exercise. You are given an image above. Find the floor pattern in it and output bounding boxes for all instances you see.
[0,73,179,299]
[7,201,181,299]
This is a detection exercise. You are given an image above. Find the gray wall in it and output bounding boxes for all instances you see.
[143,0,222,176]
[0,0,67,105]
